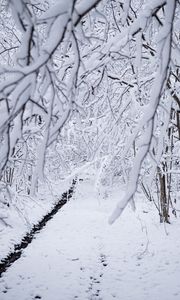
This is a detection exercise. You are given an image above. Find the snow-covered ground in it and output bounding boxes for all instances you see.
[0,176,180,300]
[0,179,71,262]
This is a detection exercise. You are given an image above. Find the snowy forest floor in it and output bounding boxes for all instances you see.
[0,176,180,300]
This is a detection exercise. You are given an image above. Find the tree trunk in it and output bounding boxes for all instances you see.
[157,166,170,223]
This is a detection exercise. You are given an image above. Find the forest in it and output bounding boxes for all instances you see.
[0,1,180,299]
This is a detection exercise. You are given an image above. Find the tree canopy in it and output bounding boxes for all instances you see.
[0,0,179,223]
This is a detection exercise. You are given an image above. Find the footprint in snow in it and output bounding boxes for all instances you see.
[34,295,41,299]
[100,253,108,267]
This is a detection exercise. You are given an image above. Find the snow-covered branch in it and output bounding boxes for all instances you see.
[109,0,177,224]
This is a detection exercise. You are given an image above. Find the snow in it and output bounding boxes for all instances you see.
[0,179,71,262]
[0,175,180,300]
[39,1,72,20]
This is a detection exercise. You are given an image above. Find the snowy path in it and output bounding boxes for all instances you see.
[0,179,180,300]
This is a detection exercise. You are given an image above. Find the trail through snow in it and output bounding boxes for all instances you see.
[0,177,180,300]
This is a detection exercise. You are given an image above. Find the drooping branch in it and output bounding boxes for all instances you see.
[109,0,176,224]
